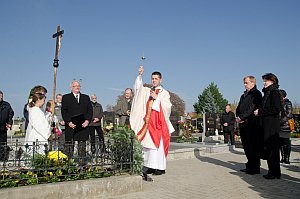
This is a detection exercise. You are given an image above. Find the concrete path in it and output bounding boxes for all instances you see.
[111,144,300,199]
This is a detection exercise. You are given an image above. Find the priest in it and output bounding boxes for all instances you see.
[130,66,175,181]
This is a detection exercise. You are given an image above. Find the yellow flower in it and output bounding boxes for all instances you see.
[26,171,33,176]
[47,151,68,162]
[0,172,9,177]
[105,123,114,131]
[48,172,53,176]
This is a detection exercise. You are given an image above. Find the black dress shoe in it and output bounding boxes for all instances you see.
[240,168,248,172]
[142,173,153,181]
[263,174,280,179]
[153,169,165,175]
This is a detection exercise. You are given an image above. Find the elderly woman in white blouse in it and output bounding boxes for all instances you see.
[25,86,51,154]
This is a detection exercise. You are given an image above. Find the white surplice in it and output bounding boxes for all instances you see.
[130,75,175,170]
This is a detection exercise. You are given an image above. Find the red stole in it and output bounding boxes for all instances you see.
[136,89,170,157]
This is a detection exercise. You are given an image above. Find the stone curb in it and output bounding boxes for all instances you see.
[167,147,206,161]
[0,175,142,199]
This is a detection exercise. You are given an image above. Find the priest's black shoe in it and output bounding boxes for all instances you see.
[153,169,165,175]
[142,173,153,181]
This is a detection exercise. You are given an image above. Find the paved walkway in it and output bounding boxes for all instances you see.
[111,143,300,199]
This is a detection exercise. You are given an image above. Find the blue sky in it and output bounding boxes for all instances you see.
[0,0,299,117]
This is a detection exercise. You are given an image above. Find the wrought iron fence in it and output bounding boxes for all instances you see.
[0,136,134,188]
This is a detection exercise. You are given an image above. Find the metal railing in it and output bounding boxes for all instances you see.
[0,136,134,188]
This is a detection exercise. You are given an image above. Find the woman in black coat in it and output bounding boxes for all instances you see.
[279,89,293,164]
[255,73,282,179]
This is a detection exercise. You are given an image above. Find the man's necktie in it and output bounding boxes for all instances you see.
[75,94,79,103]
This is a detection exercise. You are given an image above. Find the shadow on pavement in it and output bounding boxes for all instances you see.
[280,164,300,173]
[292,144,300,153]
[193,148,300,198]
[228,146,245,155]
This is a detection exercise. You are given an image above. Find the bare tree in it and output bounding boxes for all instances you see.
[106,104,115,112]
[293,101,300,114]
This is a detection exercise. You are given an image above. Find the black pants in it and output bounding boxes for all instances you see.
[58,129,65,152]
[279,137,291,163]
[240,126,260,171]
[224,130,235,145]
[0,130,9,161]
[89,126,104,148]
[65,140,86,160]
[266,135,281,177]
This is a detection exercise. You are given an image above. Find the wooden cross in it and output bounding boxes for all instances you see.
[51,25,64,116]
[50,25,64,143]
[52,26,64,67]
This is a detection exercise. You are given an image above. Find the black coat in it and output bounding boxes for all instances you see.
[236,86,263,150]
[236,85,263,162]
[0,101,14,132]
[279,98,293,138]
[236,86,262,123]
[261,84,281,146]
[221,111,235,132]
[61,93,93,141]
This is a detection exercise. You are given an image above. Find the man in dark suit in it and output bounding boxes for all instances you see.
[61,80,93,163]
[236,76,262,175]
[221,104,236,146]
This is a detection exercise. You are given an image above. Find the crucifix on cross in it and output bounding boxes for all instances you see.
[51,25,64,120]
[52,26,64,67]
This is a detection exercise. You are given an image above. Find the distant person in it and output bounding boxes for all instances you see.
[44,99,62,151]
[0,90,14,161]
[88,94,104,154]
[25,86,51,154]
[236,76,262,175]
[115,88,133,126]
[23,103,29,131]
[278,89,293,165]
[45,100,53,123]
[61,80,93,161]
[221,104,235,145]
[254,73,281,179]
[130,66,175,181]
[54,94,65,150]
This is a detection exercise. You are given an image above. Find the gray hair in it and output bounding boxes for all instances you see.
[70,80,81,87]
